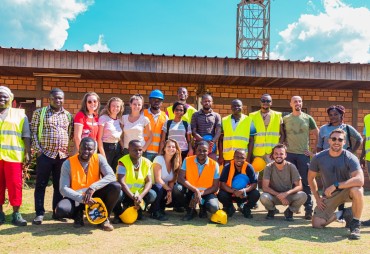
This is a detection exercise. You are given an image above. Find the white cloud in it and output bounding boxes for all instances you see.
[0,0,92,49]
[271,0,370,63]
[83,35,110,52]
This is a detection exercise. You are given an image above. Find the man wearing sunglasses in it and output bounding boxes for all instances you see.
[283,95,319,220]
[308,129,364,240]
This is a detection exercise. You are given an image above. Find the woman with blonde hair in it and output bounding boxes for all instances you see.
[150,139,182,221]
[74,92,101,151]
[97,97,124,172]
[121,94,152,155]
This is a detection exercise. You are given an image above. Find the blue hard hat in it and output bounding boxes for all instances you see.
[149,89,164,100]
[231,174,250,190]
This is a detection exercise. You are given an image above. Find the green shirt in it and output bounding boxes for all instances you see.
[283,112,317,154]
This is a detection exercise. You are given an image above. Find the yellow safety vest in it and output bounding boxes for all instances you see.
[222,114,251,161]
[0,108,26,162]
[364,114,370,161]
[167,104,197,123]
[143,109,167,154]
[118,155,152,194]
[249,110,281,156]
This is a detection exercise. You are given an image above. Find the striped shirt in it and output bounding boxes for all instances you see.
[31,105,73,159]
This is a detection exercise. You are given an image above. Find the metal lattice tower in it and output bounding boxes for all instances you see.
[236,0,270,59]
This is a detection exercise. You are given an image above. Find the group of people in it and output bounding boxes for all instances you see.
[0,85,368,240]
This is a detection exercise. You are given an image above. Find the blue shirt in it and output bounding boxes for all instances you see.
[181,157,220,179]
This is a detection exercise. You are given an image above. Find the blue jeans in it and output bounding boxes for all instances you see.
[143,152,157,162]
[286,153,313,212]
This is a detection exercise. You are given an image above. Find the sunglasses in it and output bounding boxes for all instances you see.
[87,100,98,104]
[261,99,272,103]
[330,137,344,142]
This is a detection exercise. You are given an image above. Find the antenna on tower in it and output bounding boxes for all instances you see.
[236,0,271,59]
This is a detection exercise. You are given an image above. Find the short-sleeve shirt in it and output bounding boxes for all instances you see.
[162,120,192,151]
[283,112,317,154]
[191,109,221,137]
[153,155,174,184]
[263,161,301,193]
[181,157,220,179]
[318,123,362,150]
[219,162,257,184]
[309,150,361,191]
[121,114,150,149]
[98,114,122,143]
[74,111,99,141]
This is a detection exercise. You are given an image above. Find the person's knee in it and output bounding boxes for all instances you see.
[311,216,325,228]
[260,193,271,204]
[248,189,260,201]
[172,183,184,197]
[349,186,363,199]
[297,191,308,203]
[207,201,219,214]
[145,189,157,204]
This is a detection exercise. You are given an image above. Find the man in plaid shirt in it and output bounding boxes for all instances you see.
[30,88,73,225]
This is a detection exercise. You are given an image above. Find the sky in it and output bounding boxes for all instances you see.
[0,0,369,63]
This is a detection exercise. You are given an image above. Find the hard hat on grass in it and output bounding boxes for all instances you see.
[119,206,138,224]
[210,210,227,225]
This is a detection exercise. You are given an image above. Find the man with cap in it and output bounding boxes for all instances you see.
[165,87,197,124]
[0,86,31,226]
[143,89,168,161]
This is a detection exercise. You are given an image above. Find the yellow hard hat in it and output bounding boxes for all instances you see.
[119,206,138,224]
[210,210,227,225]
[251,157,267,172]
[85,197,108,225]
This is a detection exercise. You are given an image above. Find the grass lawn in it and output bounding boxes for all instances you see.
[1,187,370,254]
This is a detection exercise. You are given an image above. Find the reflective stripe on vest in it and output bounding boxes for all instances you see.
[226,161,248,187]
[222,114,251,161]
[364,114,370,161]
[0,108,25,162]
[70,153,100,191]
[167,105,197,123]
[118,155,152,194]
[185,155,217,190]
[144,109,167,154]
[249,110,281,157]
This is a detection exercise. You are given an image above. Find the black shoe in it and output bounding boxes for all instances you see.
[349,220,361,240]
[137,209,143,220]
[52,214,67,222]
[304,210,312,220]
[342,207,353,228]
[361,219,370,227]
[173,207,185,213]
[274,208,280,214]
[73,209,84,228]
[0,211,5,225]
[32,215,44,225]
[182,209,197,221]
[266,210,275,220]
[243,206,253,219]
[151,211,168,221]
[222,206,236,218]
[112,215,122,224]
[12,212,27,226]
[199,206,208,219]
[284,208,294,221]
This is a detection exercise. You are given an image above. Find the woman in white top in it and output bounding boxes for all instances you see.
[121,94,152,156]
[97,97,124,172]
[150,139,181,221]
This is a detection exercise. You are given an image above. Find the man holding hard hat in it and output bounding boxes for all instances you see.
[218,149,260,219]
[55,137,121,231]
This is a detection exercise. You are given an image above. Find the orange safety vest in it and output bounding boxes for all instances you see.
[143,109,167,154]
[226,160,248,187]
[69,154,100,191]
[185,155,217,190]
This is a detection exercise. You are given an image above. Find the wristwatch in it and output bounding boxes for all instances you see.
[334,181,339,190]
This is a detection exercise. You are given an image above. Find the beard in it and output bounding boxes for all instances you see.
[274,158,284,164]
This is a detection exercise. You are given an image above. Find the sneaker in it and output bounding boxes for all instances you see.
[173,207,185,213]
[32,215,44,225]
[73,209,84,228]
[361,219,370,227]
[304,210,312,220]
[349,220,361,240]
[199,206,208,219]
[182,208,197,221]
[151,211,168,221]
[342,207,353,228]
[100,219,114,231]
[243,206,253,219]
[222,206,236,218]
[0,211,5,225]
[284,208,294,221]
[12,212,27,226]
[266,210,275,220]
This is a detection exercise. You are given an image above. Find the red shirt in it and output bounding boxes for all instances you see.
[74,111,99,140]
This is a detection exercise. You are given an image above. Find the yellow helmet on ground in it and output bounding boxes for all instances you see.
[210,210,227,225]
[251,157,267,172]
[119,206,138,224]
[85,197,108,225]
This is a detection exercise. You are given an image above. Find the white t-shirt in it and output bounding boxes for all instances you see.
[122,114,150,149]
[98,115,122,143]
[162,120,191,151]
[153,155,174,184]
